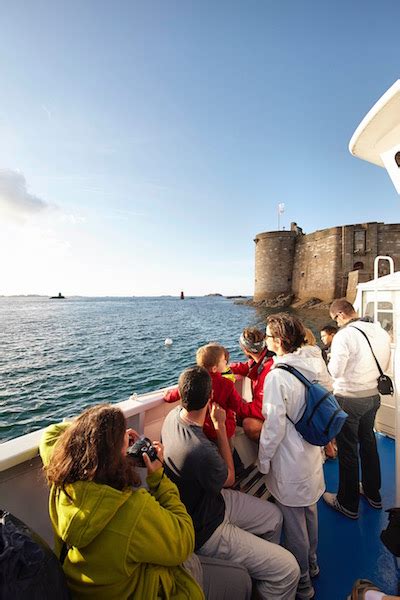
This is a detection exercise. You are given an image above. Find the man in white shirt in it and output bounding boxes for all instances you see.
[323,299,391,519]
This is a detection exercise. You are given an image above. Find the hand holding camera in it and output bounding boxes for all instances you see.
[127,436,163,473]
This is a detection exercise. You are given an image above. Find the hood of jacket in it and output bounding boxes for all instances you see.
[50,479,132,549]
[273,347,320,382]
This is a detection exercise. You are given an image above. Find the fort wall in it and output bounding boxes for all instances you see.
[254,221,400,304]
[291,227,341,302]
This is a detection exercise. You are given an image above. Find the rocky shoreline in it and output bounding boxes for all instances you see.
[234,294,331,311]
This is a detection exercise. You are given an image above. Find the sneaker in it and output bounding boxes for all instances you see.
[309,563,320,578]
[322,492,358,519]
[359,483,383,509]
[296,573,315,599]
[347,578,381,599]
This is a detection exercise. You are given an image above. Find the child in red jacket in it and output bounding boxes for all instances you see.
[164,343,245,442]
[230,328,274,442]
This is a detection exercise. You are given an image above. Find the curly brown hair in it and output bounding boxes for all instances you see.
[266,313,306,353]
[44,404,141,493]
[242,327,265,344]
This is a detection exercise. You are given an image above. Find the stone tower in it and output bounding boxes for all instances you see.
[253,230,297,303]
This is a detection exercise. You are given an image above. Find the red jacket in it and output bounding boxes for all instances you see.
[230,349,274,421]
[163,371,244,441]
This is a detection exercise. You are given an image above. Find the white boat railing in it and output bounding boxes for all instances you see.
[0,387,171,473]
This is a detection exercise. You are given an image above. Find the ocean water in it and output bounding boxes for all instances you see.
[0,296,329,442]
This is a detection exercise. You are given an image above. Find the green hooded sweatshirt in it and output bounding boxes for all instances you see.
[39,423,204,600]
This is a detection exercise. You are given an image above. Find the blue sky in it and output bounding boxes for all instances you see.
[1,0,399,296]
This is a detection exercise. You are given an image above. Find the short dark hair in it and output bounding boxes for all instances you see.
[266,313,306,353]
[320,324,338,335]
[178,366,212,411]
[330,298,355,317]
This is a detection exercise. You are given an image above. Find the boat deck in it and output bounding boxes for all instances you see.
[234,433,398,599]
[315,433,397,599]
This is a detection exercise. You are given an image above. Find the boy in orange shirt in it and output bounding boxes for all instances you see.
[164,343,245,442]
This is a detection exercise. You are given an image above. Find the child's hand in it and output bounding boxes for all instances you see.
[210,402,226,430]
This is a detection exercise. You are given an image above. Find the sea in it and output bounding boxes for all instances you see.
[0,296,330,442]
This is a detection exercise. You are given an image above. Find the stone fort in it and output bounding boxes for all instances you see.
[254,221,400,304]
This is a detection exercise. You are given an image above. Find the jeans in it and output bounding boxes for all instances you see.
[336,394,381,513]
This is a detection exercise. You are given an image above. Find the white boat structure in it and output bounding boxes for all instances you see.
[2,79,400,598]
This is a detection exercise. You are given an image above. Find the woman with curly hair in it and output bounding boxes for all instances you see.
[39,404,203,599]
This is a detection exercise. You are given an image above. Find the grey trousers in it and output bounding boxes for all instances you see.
[275,501,318,600]
[184,553,252,600]
[197,489,300,600]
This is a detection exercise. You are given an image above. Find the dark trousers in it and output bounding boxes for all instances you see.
[336,394,381,513]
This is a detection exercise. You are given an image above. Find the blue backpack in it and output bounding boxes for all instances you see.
[274,364,348,446]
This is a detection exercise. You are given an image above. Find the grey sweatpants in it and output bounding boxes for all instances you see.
[197,489,300,600]
[275,501,318,600]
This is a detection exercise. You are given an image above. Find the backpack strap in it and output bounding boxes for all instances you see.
[274,363,311,426]
[349,326,384,377]
[274,363,312,388]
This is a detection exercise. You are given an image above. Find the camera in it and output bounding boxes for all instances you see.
[127,437,158,467]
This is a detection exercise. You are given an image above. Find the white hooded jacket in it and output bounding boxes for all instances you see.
[300,345,333,391]
[258,347,325,507]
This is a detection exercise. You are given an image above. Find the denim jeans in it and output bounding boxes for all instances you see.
[336,394,381,513]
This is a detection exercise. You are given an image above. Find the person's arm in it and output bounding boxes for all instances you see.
[39,422,71,467]
[210,402,235,487]
[128,475,196,566]
[127,443,196,567]
[225,379,247,414]
[258,373,287,474]
[327,331,350,379]
[163,387,180,403]
[229,361,250,376]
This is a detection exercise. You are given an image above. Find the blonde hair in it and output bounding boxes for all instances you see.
[303,327,316,346]
[196,343,225,370]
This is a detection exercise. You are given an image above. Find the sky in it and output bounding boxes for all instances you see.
[1,0,400,297]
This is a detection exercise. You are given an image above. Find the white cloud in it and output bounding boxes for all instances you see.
[0,169,52,221]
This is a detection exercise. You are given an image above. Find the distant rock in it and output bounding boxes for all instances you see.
[234,298,254,305]
[205,293,223,297]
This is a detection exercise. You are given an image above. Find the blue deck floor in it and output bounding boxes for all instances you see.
[314,433,398,599]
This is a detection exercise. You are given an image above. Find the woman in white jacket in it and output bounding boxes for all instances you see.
[259,314,325,600]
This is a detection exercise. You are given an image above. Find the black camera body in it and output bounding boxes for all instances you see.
[127,437,158,467]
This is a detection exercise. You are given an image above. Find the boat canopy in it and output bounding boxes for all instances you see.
[356,271,400,292]
[349,79,400,168]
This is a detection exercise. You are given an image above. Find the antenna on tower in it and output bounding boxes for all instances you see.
[277,203,285,230]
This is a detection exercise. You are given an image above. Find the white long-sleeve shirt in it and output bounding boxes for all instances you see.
[258,348,325,507]
[328,320,391,397]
